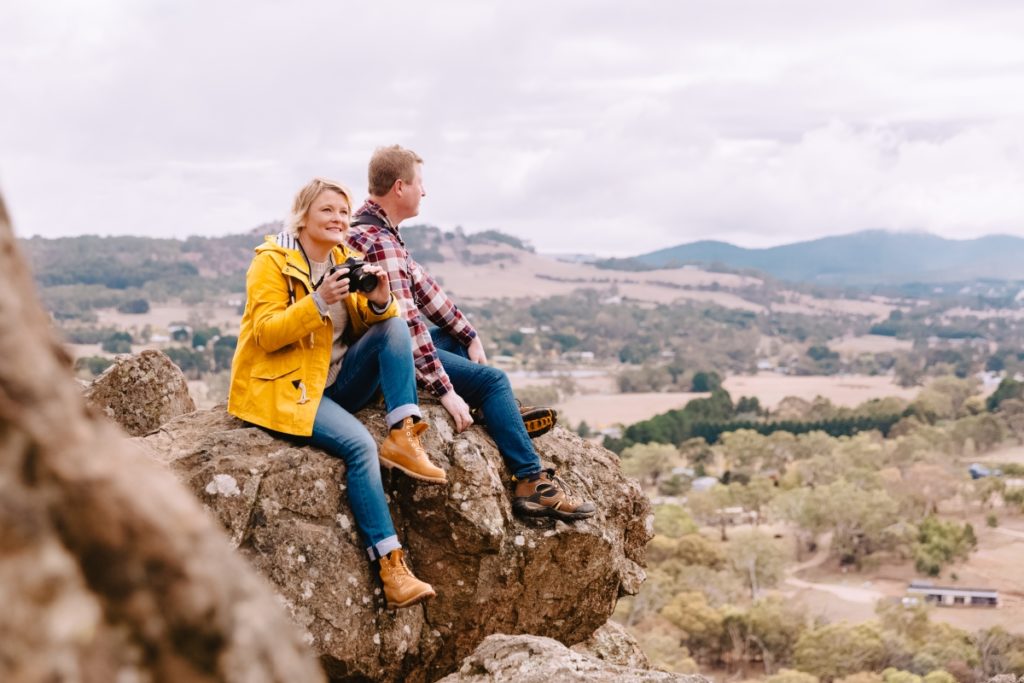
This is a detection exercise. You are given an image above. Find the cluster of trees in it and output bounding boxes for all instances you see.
[72,324,238,381]
[618,506,1024,680]
[604,388,909,453]
[607,376,1015,455]
[462,290,879,378]
[621,377,1021,566]
[24,233,253,321]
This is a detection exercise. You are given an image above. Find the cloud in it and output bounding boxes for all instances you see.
[2,0,1024,255]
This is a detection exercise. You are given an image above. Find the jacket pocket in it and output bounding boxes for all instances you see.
[251,351,301,380]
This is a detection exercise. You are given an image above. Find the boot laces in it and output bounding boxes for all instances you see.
[540,469,579,504]
[385,553,410,585]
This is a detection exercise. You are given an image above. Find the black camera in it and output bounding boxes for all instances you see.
[328,257,379,294]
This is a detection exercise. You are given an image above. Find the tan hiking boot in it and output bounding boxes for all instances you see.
[513,468,596,522]
[379,548,436,609]
[380,417,447,484]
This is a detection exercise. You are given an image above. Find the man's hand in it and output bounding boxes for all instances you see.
[440,390,474,432]
[467,336,488,365]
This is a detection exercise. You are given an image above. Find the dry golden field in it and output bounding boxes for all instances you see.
[508,371,920,430]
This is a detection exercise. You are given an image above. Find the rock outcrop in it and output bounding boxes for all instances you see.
[571,619,652,669]
[0,192,324,682]
[140,398,652,682]
[437,634,706,682]
[84,349,196,435]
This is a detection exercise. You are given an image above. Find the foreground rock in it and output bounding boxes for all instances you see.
[438,634,706,682]
[0,193,324,682]
[141,401,652,682]
[84,349,196,435]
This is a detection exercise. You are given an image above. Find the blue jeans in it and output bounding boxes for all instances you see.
[310,316,420,561]
[430,328,542,480]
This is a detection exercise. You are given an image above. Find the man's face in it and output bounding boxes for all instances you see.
[398,163,426,220]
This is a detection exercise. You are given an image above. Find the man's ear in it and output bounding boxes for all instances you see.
[391,179,403,197]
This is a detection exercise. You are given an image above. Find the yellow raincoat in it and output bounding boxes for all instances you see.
[227,233,398,436]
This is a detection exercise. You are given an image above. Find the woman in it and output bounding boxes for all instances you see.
[228,177,443,609]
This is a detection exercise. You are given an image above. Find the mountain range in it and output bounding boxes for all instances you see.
[622,230,1024,285]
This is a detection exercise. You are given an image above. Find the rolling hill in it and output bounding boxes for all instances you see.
[629,230,1024,285]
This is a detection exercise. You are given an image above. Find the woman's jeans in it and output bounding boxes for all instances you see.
[309,316,420,561]
[430,328,542,480]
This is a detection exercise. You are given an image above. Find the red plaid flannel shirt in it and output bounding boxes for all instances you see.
[347,200,477,397]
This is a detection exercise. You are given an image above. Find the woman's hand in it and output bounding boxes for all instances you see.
[319,267,351,305]
[364,264,391,307]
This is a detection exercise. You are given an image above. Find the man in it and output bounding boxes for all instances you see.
[347,145,595,522]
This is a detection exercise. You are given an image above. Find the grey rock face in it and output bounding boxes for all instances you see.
[141,403,652,682]
[84,349,196,436]
[437,634,708,683]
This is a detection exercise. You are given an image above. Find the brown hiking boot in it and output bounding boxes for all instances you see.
[471,403,558,439]
[380,417,447,484]
[379,548,436,609]
[512,468,596,522]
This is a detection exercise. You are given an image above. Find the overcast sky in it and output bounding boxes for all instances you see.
[3,1,1024,256]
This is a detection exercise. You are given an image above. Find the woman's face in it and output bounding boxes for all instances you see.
[302,189,350,252]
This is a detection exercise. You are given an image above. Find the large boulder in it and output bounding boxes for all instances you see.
[140,398,652,682]
[84,349,196,435]
[437,634,707,683]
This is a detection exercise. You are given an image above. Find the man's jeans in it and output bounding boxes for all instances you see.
[309,316,420,561]
[430,328,542,480]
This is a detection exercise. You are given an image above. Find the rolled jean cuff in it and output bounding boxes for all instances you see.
[366,535,401,561]
[386,404,421,428]
[513,464,543,480]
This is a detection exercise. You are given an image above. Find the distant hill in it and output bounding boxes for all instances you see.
[629,230,1024,284]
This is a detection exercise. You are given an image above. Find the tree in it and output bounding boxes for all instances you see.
[652,504,698,538]
[912,516,977,576]
[794,622,887,680]
[766,670,819,683]
[620,442,679,488]
[660,591,725,663]
[165,346,210,379]
[748,597,809,674]
[726,530,788,599]
[674,533,726,569]
[688,484,736,541]
[116,297,150,314]
[987,377,1024,412]
[101,331,133,354]
[774,479,901,567]
[213,334,239,372]
[74,355,114,378]
[691,371,722,392]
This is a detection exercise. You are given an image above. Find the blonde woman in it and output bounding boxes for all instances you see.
[228,177,442,609]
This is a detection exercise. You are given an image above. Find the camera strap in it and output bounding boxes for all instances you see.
[296,240,336,291]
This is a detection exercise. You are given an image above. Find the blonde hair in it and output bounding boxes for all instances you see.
[288,177,354,236]
[368,145,423,197]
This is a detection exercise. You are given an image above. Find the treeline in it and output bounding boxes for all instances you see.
[605,376,1024,453]
[603,388,903,453]
[687,414,903,445]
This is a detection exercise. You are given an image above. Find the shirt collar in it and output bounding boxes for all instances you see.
[356,199,403,243]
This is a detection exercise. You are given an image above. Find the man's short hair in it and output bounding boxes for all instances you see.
[288,177,354,237]
[368,145,424,197]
